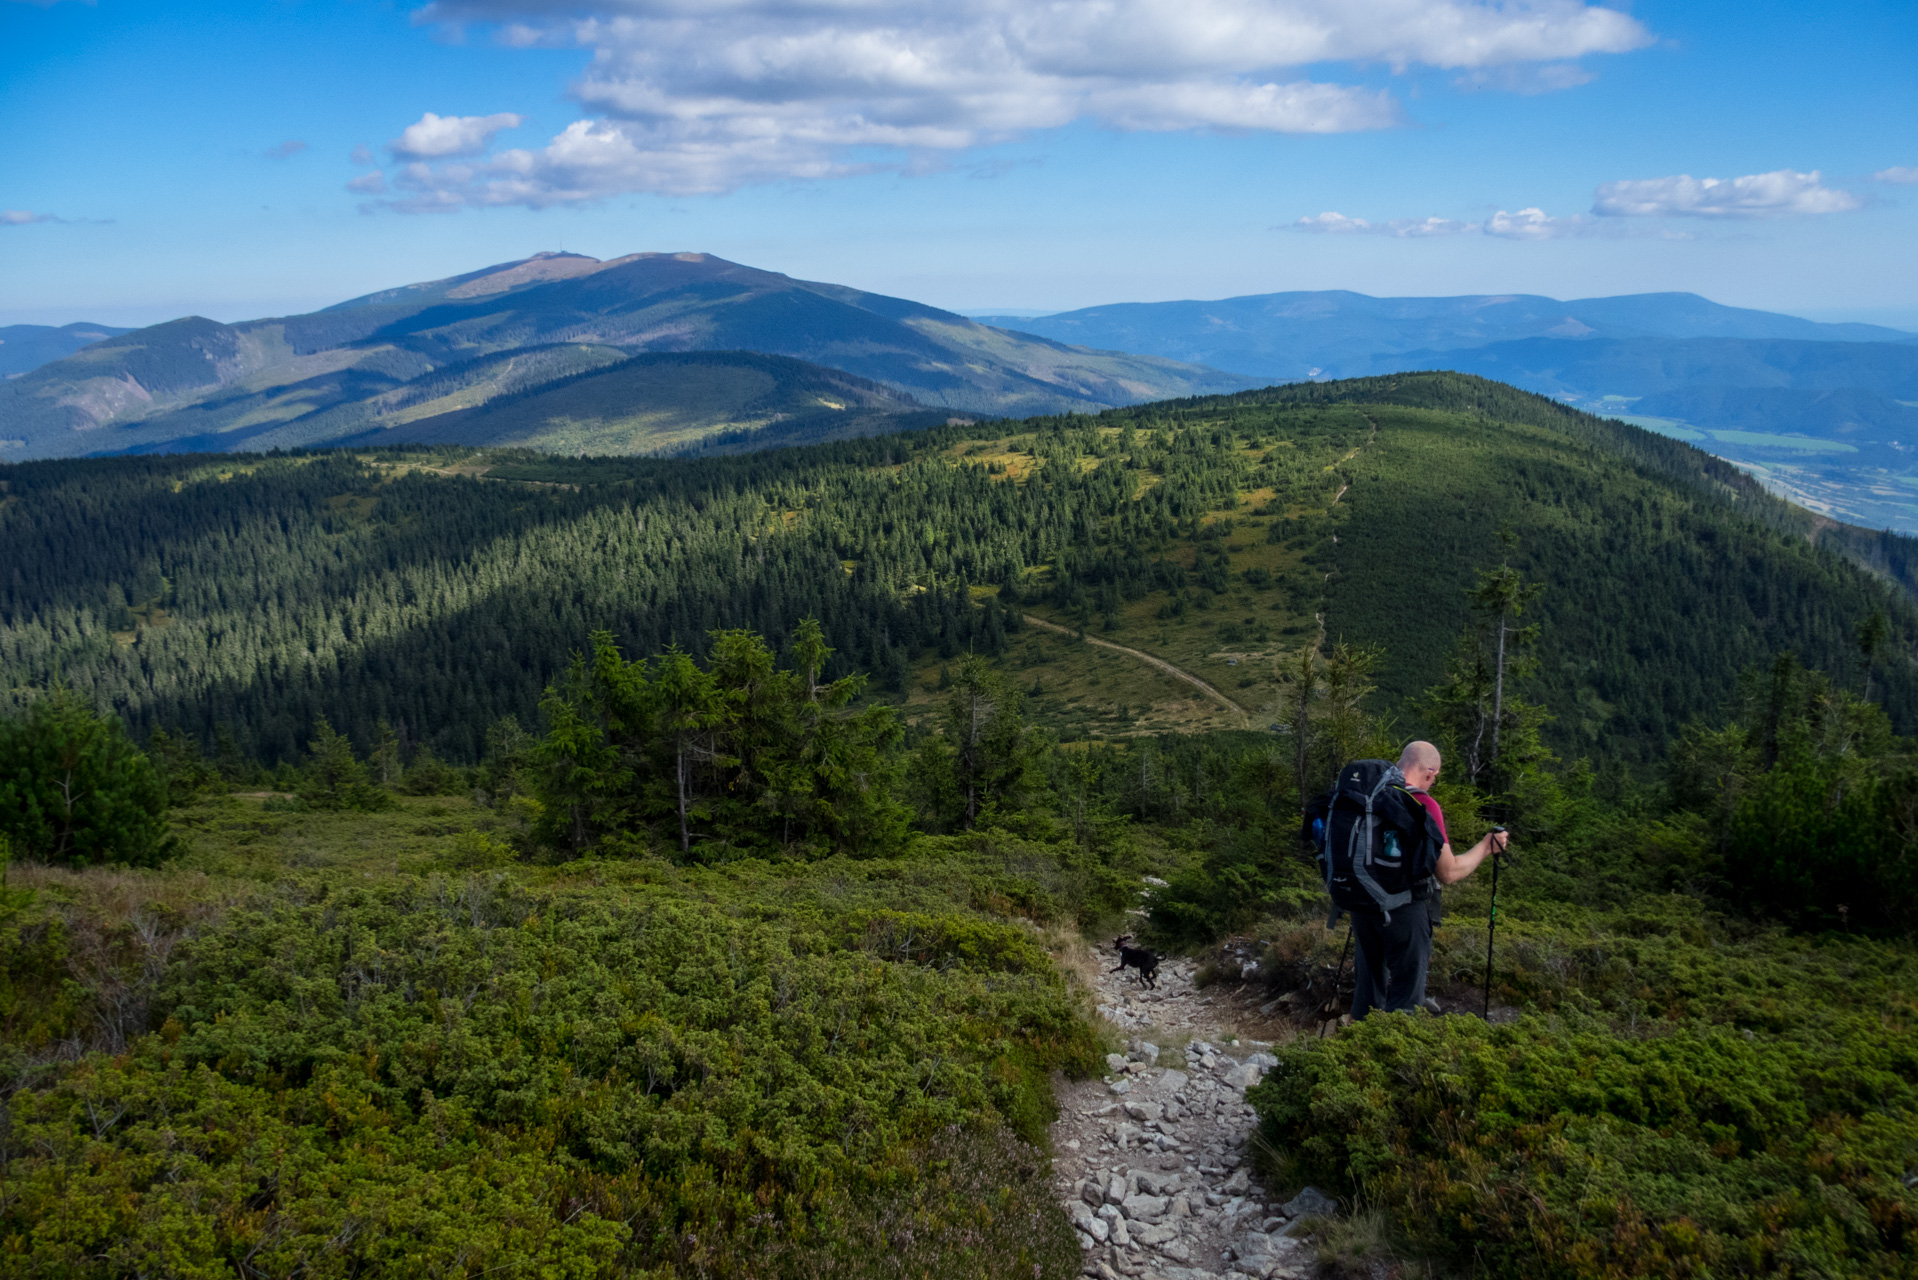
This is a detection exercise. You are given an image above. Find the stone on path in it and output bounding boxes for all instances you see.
[1280,1187,1337,1220]
[1053,933,1340,1279]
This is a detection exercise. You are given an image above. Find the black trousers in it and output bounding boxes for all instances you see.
[1348,898,1433,1019]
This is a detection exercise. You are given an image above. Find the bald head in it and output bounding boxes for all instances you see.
[1398,741,1441,789]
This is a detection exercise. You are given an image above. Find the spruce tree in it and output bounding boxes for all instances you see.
[0,688,174,866]
[296,718,393,812]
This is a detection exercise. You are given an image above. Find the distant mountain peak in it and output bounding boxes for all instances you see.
[446,252,618,299]
[0,251,1252,459]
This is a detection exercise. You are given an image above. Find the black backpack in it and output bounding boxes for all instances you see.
[1304,759,1442,922]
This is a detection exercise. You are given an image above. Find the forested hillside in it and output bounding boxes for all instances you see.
[333,351,944,455]
[9,372,1918,1279]
[984,291,1918,534]
[5,373,1916,769]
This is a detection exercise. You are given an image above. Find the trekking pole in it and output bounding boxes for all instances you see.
[1481,826,1506,1020]
[1319,924,1353,1038]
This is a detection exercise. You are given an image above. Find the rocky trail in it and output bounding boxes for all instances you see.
[1049,941,1340,1280]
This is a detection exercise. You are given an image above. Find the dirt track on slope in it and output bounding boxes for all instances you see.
[1021,615,1248,725]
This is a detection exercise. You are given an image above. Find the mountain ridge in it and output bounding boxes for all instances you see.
[978,290,1918,531]
[0,252,1254,460]
[977,289,1918,380]
[0,321,134,381]
[8,371,1916,770]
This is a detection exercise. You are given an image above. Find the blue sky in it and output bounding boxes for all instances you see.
[2,0,1914,327]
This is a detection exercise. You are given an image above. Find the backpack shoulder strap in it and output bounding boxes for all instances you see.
[1345,763,1412,921]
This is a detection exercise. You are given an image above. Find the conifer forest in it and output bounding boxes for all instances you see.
[4,373,1918,1278]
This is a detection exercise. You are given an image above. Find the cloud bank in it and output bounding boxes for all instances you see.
[1592,169,1858,218]
[1293,166,1863,243]
[369,0,1651,208]
[1875,166,1918,185]
[1291,206,1590,238]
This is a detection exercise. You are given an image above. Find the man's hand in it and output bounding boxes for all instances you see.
[1437,828,1509,884]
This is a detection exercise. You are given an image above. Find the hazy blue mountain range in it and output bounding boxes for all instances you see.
[1406,334,1918,400]
[979,290,1918,531]
[1628,387,1918,444]
[0,252,1253,460]
[0,322,132,379]
[974,291,1918,381]
[1384,334,1918,527]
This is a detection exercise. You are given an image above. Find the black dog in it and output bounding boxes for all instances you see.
[1112,934,1160,989]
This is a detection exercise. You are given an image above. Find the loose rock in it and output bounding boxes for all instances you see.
[1049,940,1325,1278]
[1281,1187,1339,1220]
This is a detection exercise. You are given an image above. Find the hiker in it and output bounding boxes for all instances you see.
[1309,741,1509,1019]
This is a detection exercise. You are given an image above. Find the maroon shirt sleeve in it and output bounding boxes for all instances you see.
[1408,790,1449,844]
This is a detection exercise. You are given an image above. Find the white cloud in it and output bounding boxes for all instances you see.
[1,210,55,225]
[1088,80,1397,133]
[1875,166,1918,185]
[346,171,389,195]
[389,111,526,159]
[1389,215,1476,237]
[1292,211,1375,232]
[377,0,1651,208]
[1292,207,1587,238]
[1592,168,1859,219]
[1483,206,1589,238]
[351,144,377,166]
[263,139,309,160]
[1293,210,1461,235]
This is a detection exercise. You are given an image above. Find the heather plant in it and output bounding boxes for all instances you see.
[1235,646,1918,1279]
[0,841,1098,1278]
[1251,1011,1918,1279]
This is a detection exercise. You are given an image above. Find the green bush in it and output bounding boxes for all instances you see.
[398,742,466,796]
[1668,657,1918,933]
[0,839,74,1067]
[1727,753,1918,933]
[1,866,1097,1278]
[1250,1012,1918,1279]
[909,827,1139,928]
[0,688,174,866]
